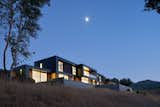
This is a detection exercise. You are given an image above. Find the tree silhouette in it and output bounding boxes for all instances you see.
[145,0,160,14]
[120,78,133,86]
[0,0,50,71]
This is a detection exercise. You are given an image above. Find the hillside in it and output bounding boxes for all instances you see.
[131,80,160,90]
[0,80,159,107]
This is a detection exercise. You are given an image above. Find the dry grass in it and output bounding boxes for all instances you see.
[0,80,159,107]
[144,89,160,105]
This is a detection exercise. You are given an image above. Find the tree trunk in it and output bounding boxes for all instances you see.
[3,1,14,72]
[10,47,17,70]
[3,22,12,72]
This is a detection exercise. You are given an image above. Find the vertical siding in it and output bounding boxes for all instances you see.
[34,57,56,72]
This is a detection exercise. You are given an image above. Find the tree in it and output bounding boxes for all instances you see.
[104,78,110,84]
[0,0,50,71]
[110,78,119,84]
[120,78,133,86]
[145,0,160,14]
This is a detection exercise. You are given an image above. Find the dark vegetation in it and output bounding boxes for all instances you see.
[119,78,133,86]
[131,80,160,90]
[0,79,159,107]
[106,78,133,86]
[145,0,160,14]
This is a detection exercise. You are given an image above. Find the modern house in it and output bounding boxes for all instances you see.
[12,56,105,85]
[34,56,77,82]
[12,65,49,83]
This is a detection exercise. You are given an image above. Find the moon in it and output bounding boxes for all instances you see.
[84,16,90,23]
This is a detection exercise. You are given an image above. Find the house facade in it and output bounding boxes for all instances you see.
[13,56,105,85]
[12,65,49,83]
[34,56,77,82]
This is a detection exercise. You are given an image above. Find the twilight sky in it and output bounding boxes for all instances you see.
[1,0,160,82]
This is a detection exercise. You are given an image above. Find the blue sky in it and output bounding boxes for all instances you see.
[1,0,160,82]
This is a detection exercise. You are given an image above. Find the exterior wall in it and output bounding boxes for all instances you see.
[43,78,94,88]
[12,65,33,80]
[96,84,119,91]
[62,61,72,74]
[96,84,133,92]
[34,57,57,72]
[56,57,77,77]
[34,56,77,76]
[63,79,94,88]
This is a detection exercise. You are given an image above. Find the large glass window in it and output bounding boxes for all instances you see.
[83,71,90,77]
[51,73,56,79]
[83,66,90,77]
[83,66,90,71]
[64,75,69,80]
[92,80,96,85]
[32,69,47,83]
[72,66,76,75]
[58,73,68,80]
[81,77,89,84]
[58,61,63,72]
[58,73,64,78]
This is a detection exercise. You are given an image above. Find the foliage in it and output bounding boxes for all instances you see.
[0,0,50,70]
[145,0,160,14]
[110,78,119,84]
[131,80,160,90]
[104,78,110,83]
[120,78,133,86]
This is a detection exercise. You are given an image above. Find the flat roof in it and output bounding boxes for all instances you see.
[35,55,77,66]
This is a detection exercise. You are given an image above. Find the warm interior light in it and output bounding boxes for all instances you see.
[72,66,76,75]
[81,77,89,84]
[32,69,47,83]
[58,73,69,80]
[40,63,43,69]
[58,61,63,72]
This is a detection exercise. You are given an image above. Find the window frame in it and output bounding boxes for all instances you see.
[58,61,63,72]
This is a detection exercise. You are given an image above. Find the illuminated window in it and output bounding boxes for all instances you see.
[83,66,90,71]
[72,66,76,75]
[51,73,56,79]
[83,71,89,77]
[41,72,47,82]
[58,73,64,78]
[32,69,47,83]
[64,75,69,80]
[92,80,96,85]
[97,82,100,85]
[83,66,90,77]
[58,74,68,80]
[40,63,43,69]
[20,69,23,75]
[99,76,102,82]
[81,77,89,84]
[58,61,63,72]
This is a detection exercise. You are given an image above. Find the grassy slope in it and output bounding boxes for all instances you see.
[0,80,159,107]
